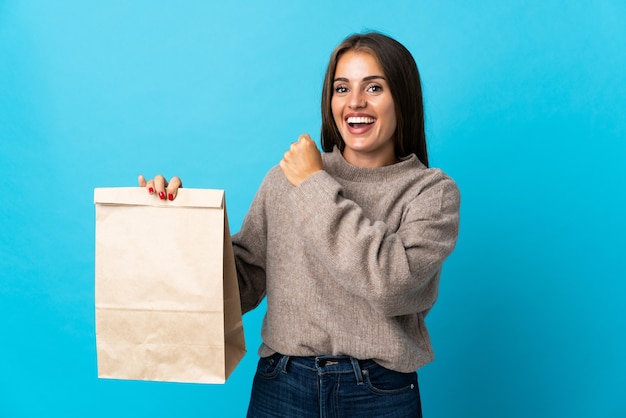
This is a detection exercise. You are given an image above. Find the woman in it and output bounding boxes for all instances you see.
[140,32,460,417]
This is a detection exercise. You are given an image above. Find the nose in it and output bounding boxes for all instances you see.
[348,90,366,109]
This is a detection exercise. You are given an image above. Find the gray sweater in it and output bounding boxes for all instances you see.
[232,147,460,372]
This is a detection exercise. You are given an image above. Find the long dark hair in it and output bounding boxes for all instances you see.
[320,32,428,167]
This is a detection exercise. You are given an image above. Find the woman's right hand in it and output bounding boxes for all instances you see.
[138,174,183,201]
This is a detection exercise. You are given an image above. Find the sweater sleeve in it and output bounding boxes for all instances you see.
[291,170,460,317]
[231,174,271,314]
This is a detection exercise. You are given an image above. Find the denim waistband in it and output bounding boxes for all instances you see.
[271,353,377,385]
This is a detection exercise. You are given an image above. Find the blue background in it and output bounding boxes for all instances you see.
[1,1,625,417]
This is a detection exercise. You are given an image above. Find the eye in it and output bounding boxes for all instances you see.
[367,84,383,93]
[334,85,348,94]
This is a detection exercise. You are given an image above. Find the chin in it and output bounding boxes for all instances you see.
[345,142,374,152]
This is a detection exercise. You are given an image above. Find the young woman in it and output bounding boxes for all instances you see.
[140,32,460,417]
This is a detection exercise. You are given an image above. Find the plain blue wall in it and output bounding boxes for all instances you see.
[1,1,624,417]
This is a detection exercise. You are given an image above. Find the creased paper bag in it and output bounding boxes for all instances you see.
[94,187,245,384]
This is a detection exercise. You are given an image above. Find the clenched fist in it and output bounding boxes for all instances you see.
[279,134,324,186]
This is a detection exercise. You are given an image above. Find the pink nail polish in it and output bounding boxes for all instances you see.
[168,193,173,201]
[159,192,165,200]
[149,187,154,194]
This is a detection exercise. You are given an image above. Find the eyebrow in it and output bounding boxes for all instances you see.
[333,75,386,83]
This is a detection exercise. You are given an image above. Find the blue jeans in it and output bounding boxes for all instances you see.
[247,353,422,418]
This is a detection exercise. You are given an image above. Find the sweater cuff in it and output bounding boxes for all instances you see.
[290,170,339,209]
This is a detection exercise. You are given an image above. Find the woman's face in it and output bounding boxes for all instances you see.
[331,50,397,167]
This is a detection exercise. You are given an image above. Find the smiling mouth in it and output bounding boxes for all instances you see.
[347,116,375,128]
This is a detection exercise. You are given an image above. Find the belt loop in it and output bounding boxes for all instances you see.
[350,357,364,385]
[279,354,291,373]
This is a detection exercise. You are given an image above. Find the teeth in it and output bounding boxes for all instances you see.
[347,116,375,124]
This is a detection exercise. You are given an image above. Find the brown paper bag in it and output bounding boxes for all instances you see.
[94,187,245,384]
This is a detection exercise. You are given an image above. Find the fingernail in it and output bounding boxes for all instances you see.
[149,187,154,194]
[159,192,165,200]
[168,193,173,201]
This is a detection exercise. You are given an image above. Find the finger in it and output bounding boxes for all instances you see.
[288,135,309,154]
[283,149,292,163]
[279,158,291,180]
[139,174,156,195]
[146,178,155,194]
[154,174,168,200]
[166,176,183,201]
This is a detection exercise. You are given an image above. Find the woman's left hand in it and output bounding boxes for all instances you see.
[279,134,323,186]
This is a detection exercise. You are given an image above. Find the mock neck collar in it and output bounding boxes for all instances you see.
[323,146,424,183]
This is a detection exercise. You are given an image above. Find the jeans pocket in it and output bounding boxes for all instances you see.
[255,353,285,379]
[362,365,418,396]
